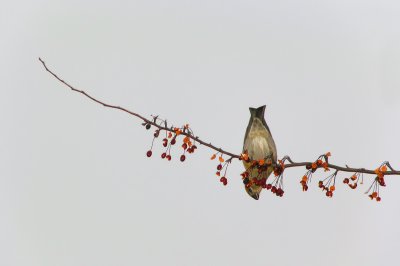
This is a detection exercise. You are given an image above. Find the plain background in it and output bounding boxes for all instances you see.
[1,1,400,265]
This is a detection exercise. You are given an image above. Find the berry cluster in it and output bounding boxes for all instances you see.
[144,121,197,163]
[343,172,363,190]
[300,152,331,192]
[300,171,312,192]
[268,160,285,197]
[317,170,338,198]
[305,153,331,172]
[239,156,285,196]
[365,163,388,202]
[211,153,231,186]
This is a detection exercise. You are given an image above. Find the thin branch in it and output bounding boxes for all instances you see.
[38,58,239,158]
[39,58,399,176]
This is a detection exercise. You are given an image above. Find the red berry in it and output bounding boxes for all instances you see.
[146,150,152,157]
[182,143,188,150]
[161,152,166,159]
[266,184,272,190]
[271,186,277,193]
[166,155,171,161]
[318,181,323,188]
[343,178,350,184]
[180,155,186,162]
[171,138,176,145]
[376,197,381,202]
[217,164,222,171]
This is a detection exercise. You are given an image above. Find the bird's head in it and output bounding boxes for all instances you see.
[245,185,262,200]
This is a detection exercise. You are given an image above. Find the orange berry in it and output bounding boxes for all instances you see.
[381,165,388,172]
[302,176,308,182]
[219,156,225,163]
[311,162,317,169]
[329,186,335,191]
[351,175,357,181]
[371,192,378,198]
[211,154,216,160]
[258,159,265,166]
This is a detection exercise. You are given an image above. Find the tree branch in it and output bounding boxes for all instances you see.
[39,58,399,177]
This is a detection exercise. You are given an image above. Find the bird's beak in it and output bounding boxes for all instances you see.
[250,193,260,200]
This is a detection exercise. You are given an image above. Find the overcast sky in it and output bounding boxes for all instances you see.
[1,1,400,265]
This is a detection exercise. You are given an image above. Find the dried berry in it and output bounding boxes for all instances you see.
[180,155,186,162]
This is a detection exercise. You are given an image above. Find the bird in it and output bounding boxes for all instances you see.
[242,105,277,200]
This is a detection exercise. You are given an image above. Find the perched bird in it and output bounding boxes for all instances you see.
[242,105,277,200]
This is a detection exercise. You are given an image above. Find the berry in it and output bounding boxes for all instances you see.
[171,138,176,145]
[243,178,250,185]
[162,138,168,147]
[145,124,151,130]
[161,152,166,159]
[271,186,277,193]
[166,155,171,161]
[146,150,152,157]
[180,155,186,162]
[343,178,349,184]
[217,164,222,171]
[182,143,188,150]
[376,197,381,202]
[266,184,272,190]
[318,181,323,188]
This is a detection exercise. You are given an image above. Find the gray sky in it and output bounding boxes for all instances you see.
[1,0,400,265]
